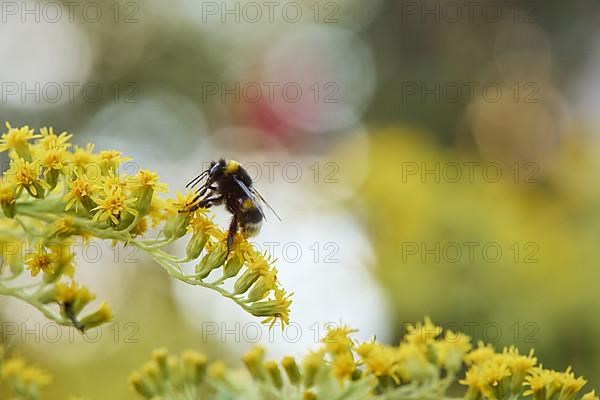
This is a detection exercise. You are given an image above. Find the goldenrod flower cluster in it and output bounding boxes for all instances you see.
[0,123,291,331]
[129,318,597,400]
[0,345,51,400]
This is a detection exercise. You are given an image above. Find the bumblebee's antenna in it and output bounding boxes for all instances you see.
[186,170,209,189]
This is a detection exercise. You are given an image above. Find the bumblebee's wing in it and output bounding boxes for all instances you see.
[233,177,267,220]
[250,187,282,221]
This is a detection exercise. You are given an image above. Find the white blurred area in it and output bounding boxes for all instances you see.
[0,1,94,111]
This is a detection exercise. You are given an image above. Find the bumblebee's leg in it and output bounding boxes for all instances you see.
[182,195,223,213]
[198,195,223,208]
[226,214,238,253]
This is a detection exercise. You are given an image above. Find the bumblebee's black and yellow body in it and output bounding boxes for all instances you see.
[183,159,275,251]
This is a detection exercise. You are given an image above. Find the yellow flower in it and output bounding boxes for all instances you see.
[130,216,149,237]
[20,366,52,386]
[72,143,97,170]
[0,182,16,217]
[523,367,552,397]
[129,170,167,215]
[5,157,50,198]
[582,390,599,400]
[188,213,220,236]
[0,182,16,204]
[397,341,429,381]
[0,122,38,156]
[557,367,587,399]
[98,149,130,173]
[55,281,95,304]
[25,247,54,277]
[101,170,129,191]
[249,288,292,328]
[481,361,510,388]
[357,342,400,380]
[64,172,98,212]
[148,196,170,226]
[323,325,357,355]
[434,330,472,371]
[460,367,486,398]
[38,126,72,150]
[405,317,442,347]
[1,357,26,379]
[500,346,537,390]
[39,147,69,172]
[466,341,496,366]
[131,169,167,192]
[169,190,201,214]
[91,186,138,226]
[331,351,356,382]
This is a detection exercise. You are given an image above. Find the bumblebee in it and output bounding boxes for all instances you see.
[182,159,280,250]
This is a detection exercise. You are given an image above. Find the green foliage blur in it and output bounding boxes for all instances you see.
[355,127,600,386]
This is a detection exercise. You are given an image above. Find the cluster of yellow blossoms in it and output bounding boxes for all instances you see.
[0,345,51,400]
[0,123,291,331]
[129,318,597,400]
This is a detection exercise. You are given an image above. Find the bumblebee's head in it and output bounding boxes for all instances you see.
[206,159,227,183]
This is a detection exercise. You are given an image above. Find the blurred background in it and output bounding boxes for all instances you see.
[1,0,600,397]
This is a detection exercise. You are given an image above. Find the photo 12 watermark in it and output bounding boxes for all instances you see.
[0,1,140,24]
[401,241,540,264]
[1,81,139,105]
[401,161,540,184]
[399,1,539,24]
[0,321,139,344]
[197,1,339,24]
[200,81,339,104]
[400,81,540,104]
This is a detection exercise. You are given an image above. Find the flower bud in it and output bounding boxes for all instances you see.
[182,350,207,384]
[80,302,113,330]
[247,276,272,302]
[233,269,260,295]
[222,253,244,279]
[265,360,283,389]
[186,231,208,260]
[25,181,47,199]
[303,391,317,400]
[141,361,160,384]
[152,348,169,379]
[207,361,227,380]
[3,241,23,275]
[302,352,322,388]
[195,241,227,278]
[281,356,301,385]
[45,169,60,190]
[242,346,266,381]
[164,213,191,240]
[129,371,156,399]
[136,187,154,215]
[115,212,136,230]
